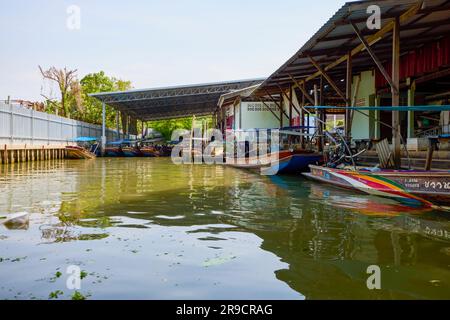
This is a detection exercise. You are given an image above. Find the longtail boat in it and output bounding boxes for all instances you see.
[139,138,166,157]
[66,137,98,160]
[304,165,450,207]
[301,105,450,208]
[120,140,142,157]
[228,150,323,175]
[104,140,124,157]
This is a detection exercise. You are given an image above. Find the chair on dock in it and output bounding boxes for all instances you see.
[375,139,395,169]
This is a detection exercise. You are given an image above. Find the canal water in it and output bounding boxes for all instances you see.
[0,158,449,300]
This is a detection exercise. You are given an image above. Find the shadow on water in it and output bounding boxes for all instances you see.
[1,158,449,299]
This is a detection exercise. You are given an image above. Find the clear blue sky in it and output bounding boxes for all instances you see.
[0,0,352,101]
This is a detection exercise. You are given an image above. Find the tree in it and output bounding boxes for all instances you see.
[39,66,81,118]
[77,71,132,128]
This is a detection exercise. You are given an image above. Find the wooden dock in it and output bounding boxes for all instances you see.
[1,145,68,165]
[358,150,450,170]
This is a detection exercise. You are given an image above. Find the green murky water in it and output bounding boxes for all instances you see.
[0,158,449,300]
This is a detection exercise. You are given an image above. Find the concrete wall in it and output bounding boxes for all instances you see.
[238,101,284,130]
[351,70,376,140]
[0,102,120,146]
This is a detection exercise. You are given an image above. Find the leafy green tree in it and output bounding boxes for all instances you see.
[74,71,132,128]
[147,116,212,140]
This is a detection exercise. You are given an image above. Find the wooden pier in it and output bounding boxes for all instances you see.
[0,145,68,165]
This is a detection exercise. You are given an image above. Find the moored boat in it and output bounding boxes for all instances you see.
[66,137,98,160]
[139,137,166,157]
[303,165,450,207]
[228,150,323,175]
[121,140,142,157]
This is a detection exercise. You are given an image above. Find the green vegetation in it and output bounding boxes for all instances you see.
[39,67,214,137]
[49,290,64,299]
[148,116,213,140]
[80,270,88,280]
[71,291,87,300]
[40,67,132,128]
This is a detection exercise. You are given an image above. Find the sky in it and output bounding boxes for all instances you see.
[0,0,352,101]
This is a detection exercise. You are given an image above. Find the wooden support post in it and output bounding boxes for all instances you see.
[425,138,436,171]
[301,87,306,148]
[346,52,352,137]
[407,78,416,139]
[314,84,323,152]
[280,99,284,128]
[392,17,401,168]
[289,86,293,127]
[5,149,8,164]
[277,86,302,122]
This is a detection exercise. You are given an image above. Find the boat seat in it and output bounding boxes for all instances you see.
[375,139,395,169]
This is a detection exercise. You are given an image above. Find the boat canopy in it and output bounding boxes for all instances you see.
[70,137,98,142]
[107,139,137,145]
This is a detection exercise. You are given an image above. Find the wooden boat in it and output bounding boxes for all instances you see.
[228,150,323,175]
[66,146,96,159]
[140,145,159,157]
[104,146,123,157]
[303,165,450,207]
[121,141,142,157]
[139,137,171,157]
[141,144,173,157]
[66,137,98,159]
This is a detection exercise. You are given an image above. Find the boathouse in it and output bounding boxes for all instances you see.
[90,79,264,152]
[253,0,450,168]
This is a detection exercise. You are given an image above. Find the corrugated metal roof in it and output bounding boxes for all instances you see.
[258,0,450,93]
[90,79,264,121]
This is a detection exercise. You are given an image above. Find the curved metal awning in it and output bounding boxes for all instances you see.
[90,79,265,121]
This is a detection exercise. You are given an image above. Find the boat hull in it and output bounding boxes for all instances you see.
[228,151,323,175]
[304,165,450,207]
[121,147,142,157]
[104,147,123,157]
[65,146,96,160]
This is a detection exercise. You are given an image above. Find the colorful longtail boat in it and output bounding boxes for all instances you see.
[303,165,450,207]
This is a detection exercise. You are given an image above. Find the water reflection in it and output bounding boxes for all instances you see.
[0,159,449,300]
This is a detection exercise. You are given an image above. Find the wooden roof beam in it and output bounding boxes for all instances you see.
[350,21,399,95]
[301,2,423,84]
[288,75,315,105]
[308,55,347,102]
